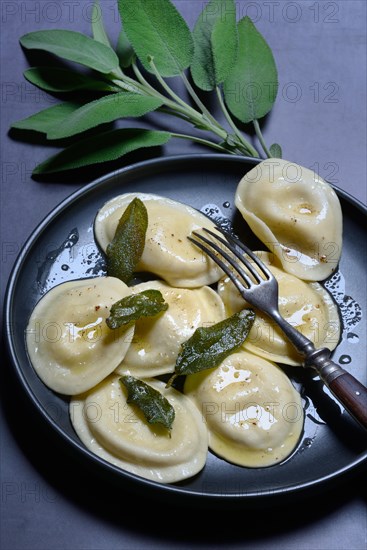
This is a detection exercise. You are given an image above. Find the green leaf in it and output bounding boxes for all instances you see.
[11,102,81,133]
[224,16,278,123]
[47,93,163,140]
[269,143,282,158]
[20,30,119,74]
[106,289,168,329]
[106,197,148,283]
[92,0,112,47]
[120,376,175,430]
[24,67,118,93]
[116,28,135,69]
[118,0,194,77]
[33,128,171,174]
[170,309,255,383]
[191,0,238,91]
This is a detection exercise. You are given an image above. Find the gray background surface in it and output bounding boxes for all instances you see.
[1,1,366,549]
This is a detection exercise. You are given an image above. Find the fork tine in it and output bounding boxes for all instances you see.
[208,226,273,281]
[201,227,264,283]
[190,231,252,288]
[187,236,248,297]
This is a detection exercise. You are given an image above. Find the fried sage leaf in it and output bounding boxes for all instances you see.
[106,289,168,330]
[106,197,148,283]
[168,309,255,385]
[120,375,175,430]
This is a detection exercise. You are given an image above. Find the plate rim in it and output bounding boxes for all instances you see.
[4,153,367,503]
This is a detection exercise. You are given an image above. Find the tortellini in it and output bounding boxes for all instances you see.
[26,277,134,395]
[115,280,226,377]
[70,375,209,483]
[235,159,343,281]
[184,351,304,468]
[218,252,341,365]
[94,192,223,287]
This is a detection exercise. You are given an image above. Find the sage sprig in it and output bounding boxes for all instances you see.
[12,0,282,175]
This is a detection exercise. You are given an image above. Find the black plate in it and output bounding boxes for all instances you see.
[4,154,367,507]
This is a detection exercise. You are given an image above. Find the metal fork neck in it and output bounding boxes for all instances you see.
[270,311,342,383]
[270,310,316,356]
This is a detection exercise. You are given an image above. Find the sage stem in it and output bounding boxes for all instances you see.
[147,58,229,142]
[180,72,220,129]
[253,119,271,158]
[111,78,144,95]
[171,132,232,154]
[132,62,161,96]
[216,87,260,158]
[130,63,214,129]
[148,58,201,118]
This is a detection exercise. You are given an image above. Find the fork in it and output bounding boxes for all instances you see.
[189,226,367,431]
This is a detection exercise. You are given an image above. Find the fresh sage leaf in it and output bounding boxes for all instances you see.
[106,197,148,283]
[92,0,112,47]
[269,143,282,158]
[118,0,194,77]
[20,30,119,74]
[191,0,238,91]
[47,93,163,140]
[168,309,255,384]
[116,28,135,69]
[11,102,81,134]
[106,289,168,329]
[33,128,171,174]
[120,376,175,431]
[224,16,278,123]
[24,67,118,93]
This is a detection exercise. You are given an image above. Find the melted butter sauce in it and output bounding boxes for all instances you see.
[213,364,252,392]
[228,405,277,431]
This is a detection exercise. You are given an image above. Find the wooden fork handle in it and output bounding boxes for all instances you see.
[328,371,367,430]
[305,348,367,430]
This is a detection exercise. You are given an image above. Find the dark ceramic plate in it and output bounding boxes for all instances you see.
[4,154,367,507]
